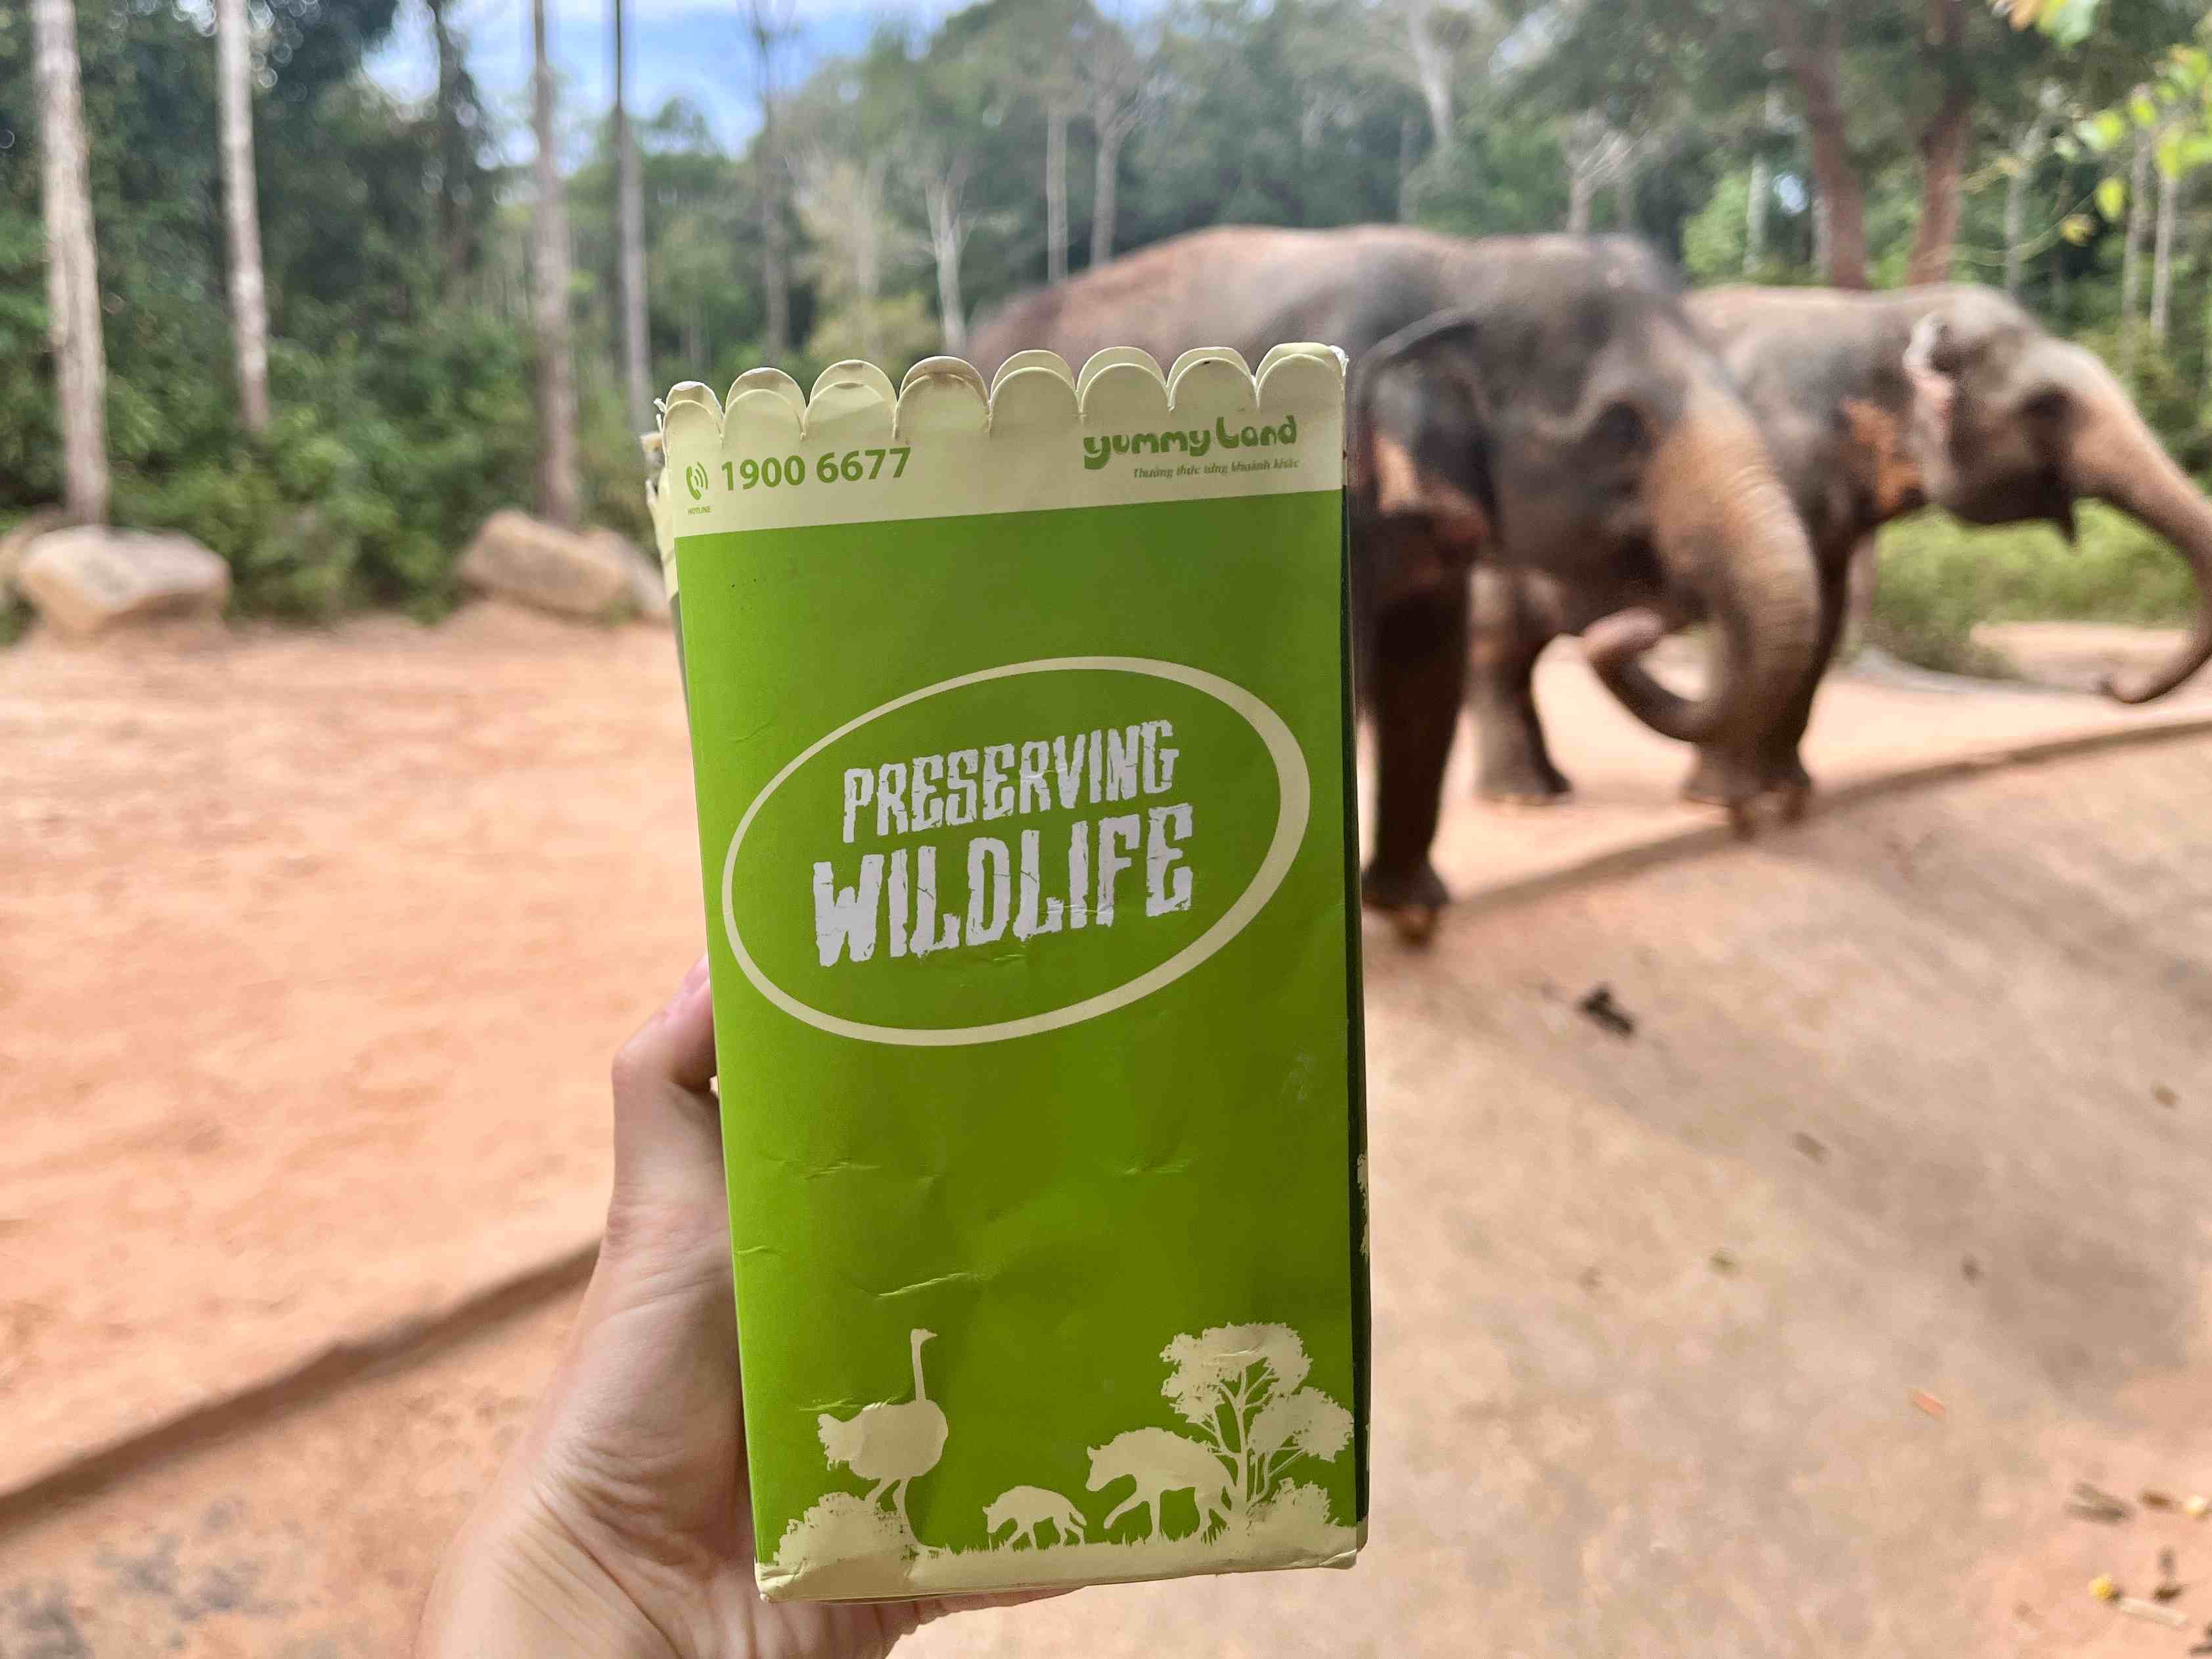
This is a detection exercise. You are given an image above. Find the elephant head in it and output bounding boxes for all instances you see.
[1907,288,2212,704]
[1351,257,1823,773]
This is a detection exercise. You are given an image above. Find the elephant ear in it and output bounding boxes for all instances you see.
[1352,310,1495,552]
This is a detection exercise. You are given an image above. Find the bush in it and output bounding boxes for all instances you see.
[81,304,651,623]
[1870,503,2201,673]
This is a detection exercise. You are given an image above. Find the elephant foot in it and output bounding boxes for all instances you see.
[1682,752,1816,836]
[1476,760,1572,808]
[1362,861,1449,945]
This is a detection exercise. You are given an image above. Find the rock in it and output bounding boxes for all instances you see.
[16,526,231,639]
[1,509,70,599]
[583,528,669,627]
[457,511,635,622]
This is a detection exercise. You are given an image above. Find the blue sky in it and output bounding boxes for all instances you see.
[365,0,957,155]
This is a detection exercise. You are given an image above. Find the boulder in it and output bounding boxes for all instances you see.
[0,509,70,600]
[457,511,636,622]
[584,528,671,627]
[16,526,231,639]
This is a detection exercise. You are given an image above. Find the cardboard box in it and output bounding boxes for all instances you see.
[658,344,1367,1599]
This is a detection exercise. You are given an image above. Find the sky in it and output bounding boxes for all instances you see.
[365,0,957,156]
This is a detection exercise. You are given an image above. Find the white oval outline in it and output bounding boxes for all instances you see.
[720,656,1311,1047]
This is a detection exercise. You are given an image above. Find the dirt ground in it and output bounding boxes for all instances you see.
[0,606,702,1497]
[5,609,2212,1656]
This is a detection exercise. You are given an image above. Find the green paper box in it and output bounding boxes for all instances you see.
[656,344,1368,1601]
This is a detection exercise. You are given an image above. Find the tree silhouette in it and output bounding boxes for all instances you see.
[1159,1324,1350,1514]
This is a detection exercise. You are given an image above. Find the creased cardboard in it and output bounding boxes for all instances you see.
[659,344,1368,1601]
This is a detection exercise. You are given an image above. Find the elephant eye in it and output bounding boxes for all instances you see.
[1587,399,1650,457]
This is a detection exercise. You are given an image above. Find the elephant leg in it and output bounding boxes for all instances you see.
[1468,570,1568,804]
[1362,578,1470,944]
[1684,559,1849,825]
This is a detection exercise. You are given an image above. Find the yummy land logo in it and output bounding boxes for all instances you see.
[721,658,1310,1045]
[1081,413,1300,471]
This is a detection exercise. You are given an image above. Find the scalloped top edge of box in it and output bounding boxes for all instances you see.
[654,344,1348,447]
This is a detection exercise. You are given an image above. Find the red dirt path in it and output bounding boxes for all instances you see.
[1,607,700,1496]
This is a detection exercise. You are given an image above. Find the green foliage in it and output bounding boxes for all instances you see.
[9,0,2212,641]
[1872,503,2200,672]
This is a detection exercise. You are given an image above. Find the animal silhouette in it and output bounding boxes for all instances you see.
[1085,1428,1232,1540]
[982,1485,1089,1549]
[817,1329,949,1535]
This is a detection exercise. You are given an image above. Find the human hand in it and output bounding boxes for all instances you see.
[417,955,1036,1659]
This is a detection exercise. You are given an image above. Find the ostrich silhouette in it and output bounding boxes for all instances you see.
[817,1328,949,1537]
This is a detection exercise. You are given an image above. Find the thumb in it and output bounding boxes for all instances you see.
[605,954,726,1244]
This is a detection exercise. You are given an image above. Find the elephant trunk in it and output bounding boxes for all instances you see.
[2067,364,2212,704]
[1586,382,1824,748]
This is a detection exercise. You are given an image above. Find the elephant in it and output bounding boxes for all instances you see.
[1464,282,2212,814]
[968,225,1823,939]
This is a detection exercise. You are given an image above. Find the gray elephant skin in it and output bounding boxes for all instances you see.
[968,225,1823,940]
[1465,283,2212,815]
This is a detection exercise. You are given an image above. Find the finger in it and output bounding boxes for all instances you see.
[606,953,725,1224]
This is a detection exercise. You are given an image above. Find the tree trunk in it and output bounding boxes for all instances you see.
[217,0,270,434]
[1091,107,1124,269]
[1908,91,1971,284]
[2121,117,2150,375]
[1906,0,1971,286]
[925,174,968,354]
[1745,152,1771,273]
[530,0,579,529]
[428,0,468,286]
[748,4,791,360]
[2152,152,2178,342]
[854,155,886,365]
[759,154,789,359]
[1408,2,1452,150]
[1567,170,1594,235]
[33,0,109,524]
[1045,98,1069,285]
[1769,0,1868,288]
[1745,83,1781,275]
[613,0,649,432]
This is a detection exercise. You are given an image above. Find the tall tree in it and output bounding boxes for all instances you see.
[1763,0,1869,286]
[1744,85,1785,273]
[1906,0,1974,283]
[2122,114,2150,346]
[1561,112,1646,233]
[32,0,108,522]
[613,0,649,431]
[2150,137,2178,338]
[796,152,901,363]
[746,0,796,361]
[1085,20,1154,267]
[921,161,976,353]
[974,0,1088,284]
[530,0,579,527]
[217,0,271,432]
[1351,0,1499,219]
[421,0,491,289]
